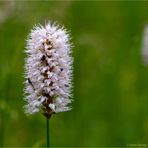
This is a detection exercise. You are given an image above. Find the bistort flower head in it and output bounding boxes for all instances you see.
[24,22,73,118]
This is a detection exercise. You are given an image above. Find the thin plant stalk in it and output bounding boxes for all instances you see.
[46,118,50,148]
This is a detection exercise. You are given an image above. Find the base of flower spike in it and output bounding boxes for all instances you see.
[42,112,52,119]
[42,111,56,119]
[42,98,55,119]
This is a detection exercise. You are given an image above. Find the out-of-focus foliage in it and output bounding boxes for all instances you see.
[0,1,148,147]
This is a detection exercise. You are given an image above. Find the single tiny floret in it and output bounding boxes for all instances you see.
[24,22,73,118]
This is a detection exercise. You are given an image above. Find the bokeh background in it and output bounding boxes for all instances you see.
[0,1,148,147]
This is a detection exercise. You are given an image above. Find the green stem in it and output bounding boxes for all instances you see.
[46,118,50,148]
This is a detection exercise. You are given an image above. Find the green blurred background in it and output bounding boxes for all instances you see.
[0,1,148,147]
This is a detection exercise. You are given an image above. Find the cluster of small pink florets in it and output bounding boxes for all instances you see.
[24,22,73,118]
